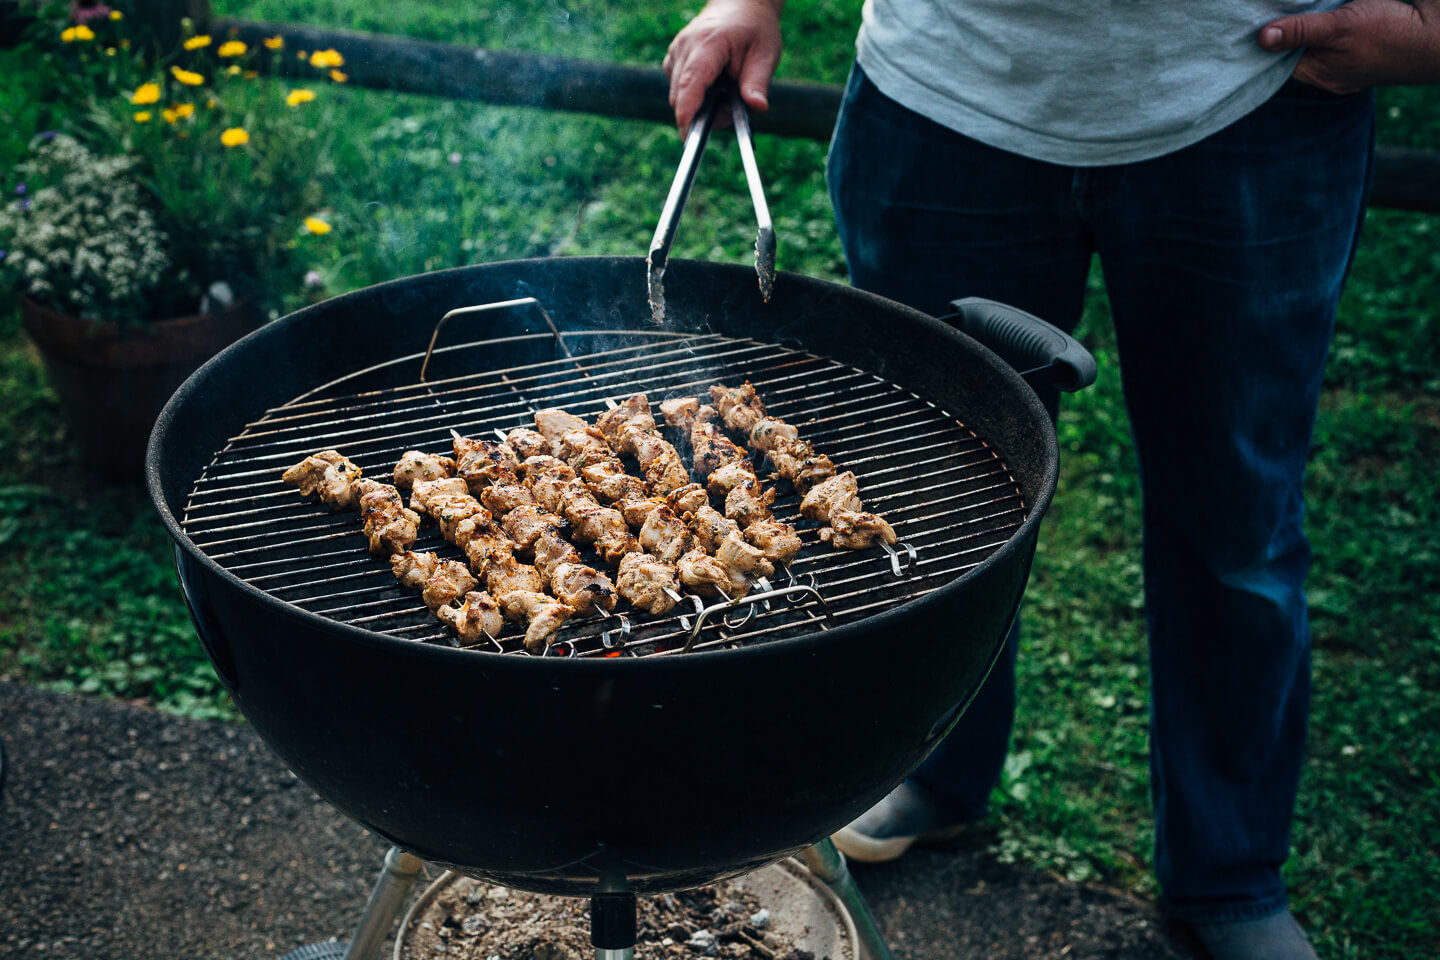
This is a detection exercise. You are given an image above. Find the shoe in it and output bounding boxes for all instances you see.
[1191,910,1318,960]
[830,781,974,864]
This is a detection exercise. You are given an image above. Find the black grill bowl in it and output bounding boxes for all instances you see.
[148,256,1058,895]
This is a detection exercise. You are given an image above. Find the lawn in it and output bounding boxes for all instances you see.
[1,3,1437,958]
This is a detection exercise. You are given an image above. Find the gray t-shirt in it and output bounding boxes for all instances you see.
[855,0,1341,166]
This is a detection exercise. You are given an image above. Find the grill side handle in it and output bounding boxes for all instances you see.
[946,297,1097,392]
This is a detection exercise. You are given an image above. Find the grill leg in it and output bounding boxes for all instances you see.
[800,838,895,960]
[341,846,426,960]
[591,890,637,960]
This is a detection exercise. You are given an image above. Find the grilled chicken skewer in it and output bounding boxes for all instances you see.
[282,450,364,510]
[390,550,505,646]
[708,382,896,549]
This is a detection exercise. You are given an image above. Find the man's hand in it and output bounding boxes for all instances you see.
[664,0,785,136]
[1259,0,1440,93]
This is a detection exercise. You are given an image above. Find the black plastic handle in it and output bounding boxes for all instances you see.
[948,297,1097,392]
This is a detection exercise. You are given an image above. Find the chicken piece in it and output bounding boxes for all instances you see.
[505,427,551,462]
[706,459,757,498]
[558,426,611,467]
[518,454,570,479]
[692,407,747,478]
[499,590,574,653]
[437,591,505,644]
[724,477,776,530]
[390,551,440,591]
[462,525,514,579]
[715,530,775,593]
[357,479,422,555]
[799,471,865,523]
[562,497,631,549]
[486,554,545,598]
[789,452,837,495]
[453,438,520,494]
[532,531,582,579]
[749,416,800,455]
[421,560,478,612]
[744,518,805,565]
[616,552,680,616]
[526,459,578,513]
[282,450,362,510]
[428,494,489,543]
[480,480,536,517]
[501,505,567,555]
[639,504,691,563]
[821,510,899,550]
[548,561,618,615]
[678,548,733,598]
[689,505,742,555]
[659,396,701,431]
[666,483,709,517]
[708,382,766,437]
[534,409,589,447]
[409,477,469,515]
[579,457,647,503]
[618,496,664,531]
[392,450,455,490]
[644,444,692,495]
[597,395,655,453]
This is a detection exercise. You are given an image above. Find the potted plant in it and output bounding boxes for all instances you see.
[0,10,344,479]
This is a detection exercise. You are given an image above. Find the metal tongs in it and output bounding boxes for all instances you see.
[647,78,776,323]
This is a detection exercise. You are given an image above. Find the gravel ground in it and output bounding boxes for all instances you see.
[0,682,1200,960]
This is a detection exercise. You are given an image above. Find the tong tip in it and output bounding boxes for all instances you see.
[755,226,777,303]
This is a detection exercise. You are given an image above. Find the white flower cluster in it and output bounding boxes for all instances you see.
[0,135,169,320]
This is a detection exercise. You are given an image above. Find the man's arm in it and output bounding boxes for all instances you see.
[664,0,786,135]
[1260,0,1440,92]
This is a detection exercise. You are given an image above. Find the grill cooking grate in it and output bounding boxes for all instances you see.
[181,329,1025,657]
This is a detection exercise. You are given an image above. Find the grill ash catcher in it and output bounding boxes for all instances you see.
[148,257,1093,960]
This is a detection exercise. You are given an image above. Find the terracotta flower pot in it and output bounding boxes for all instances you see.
[20,296,262,481]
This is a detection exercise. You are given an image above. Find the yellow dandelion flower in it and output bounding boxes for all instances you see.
[296,49,307,60]
[263,35,284,50]
[171,66,205,86]
[205,97,216,109]
[183,34,211,50]
[309,48,343,68]
[329,69,348,83]
[218,40,247,57]
[133,111,152,123]
[304,216,332,235]
[220,127,250,147]
[162,108,179,124]
[225,64,241,75]
[109,9,123,18]
[173,103,195,119]
[76,24,94,40]
[130,82,160,105]
[285,88,316,106]
[105,46,116,56]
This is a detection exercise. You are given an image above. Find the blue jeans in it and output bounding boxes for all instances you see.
[828,65,1374,924]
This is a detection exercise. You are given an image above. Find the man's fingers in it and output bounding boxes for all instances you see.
[1260,11,1345,51]
[736,34,782,111]
[673,45,730,135]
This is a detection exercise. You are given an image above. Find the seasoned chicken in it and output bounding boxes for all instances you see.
[534,409,589,446]
[498,590,573,653]
[479,480,536,517]
[799,472,865,521]
[744,518,805,565]
[437,591,505,644]
[691,406,747,478]
[639,504,691,563]
[392,450,455,490]
[505,427,552,461]
[453,438,520,493]
[678,548,733,598]
[707,459,756,498]
[688,505,741,555]
[787,451,837,495]
[518,454,570,479]
[618,496,665,531]
[409,476,470,514]
[526,459,578,513]
[715,530,775,592]
[486,554,545,598]
[558,426,611,467]
[421,560,478,612]
[724,477,776,530]
[461,523,514,578]
[282,450,363,510]
[820,509,898,549]
[501,505,567,555]
[390,551,440,591]
[659,395,701,431]
[580,457,648,503]
[749,416,800,455]
[597,395,656,454]
[357,479,422,555]
[616,552,680,616]
[548,561,618,615]
[708,382,767,437]
[428,494,489,543]
[643,443,691,495]
[666,483,709,517]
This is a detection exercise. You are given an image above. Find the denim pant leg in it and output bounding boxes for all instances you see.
[827,66,1092,818]
[1090,82,1374,922]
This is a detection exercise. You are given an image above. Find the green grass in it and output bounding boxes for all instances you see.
[1,4,1437,957]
